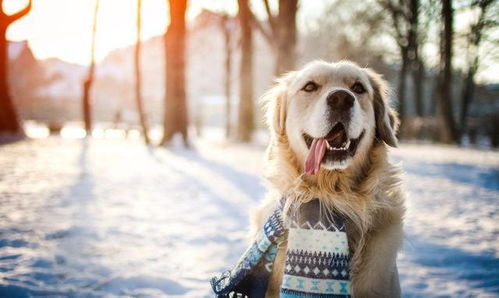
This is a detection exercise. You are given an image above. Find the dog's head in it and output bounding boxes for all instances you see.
[263,60,398,177]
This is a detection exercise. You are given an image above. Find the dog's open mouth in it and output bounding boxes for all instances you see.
[303,122,364,175]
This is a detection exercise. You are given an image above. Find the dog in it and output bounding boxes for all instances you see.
[252,60,405,297]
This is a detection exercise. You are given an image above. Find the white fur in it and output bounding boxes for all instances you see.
[284,61,375,171]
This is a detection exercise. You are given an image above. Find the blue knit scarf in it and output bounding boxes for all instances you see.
[211,199,351,298]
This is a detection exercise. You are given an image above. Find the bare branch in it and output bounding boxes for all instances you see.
[262,0,277,34]
[251,21,272,43]
[262,0,272,18]
[382,0,409,21]
[7,0,32,24]
[379,0,406,46]
[246,5,274,47]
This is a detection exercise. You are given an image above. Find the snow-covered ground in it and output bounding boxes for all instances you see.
[0,131,498,297]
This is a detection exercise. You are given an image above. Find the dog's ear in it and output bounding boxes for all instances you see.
[261,72,296,136]
[366,68,399,147]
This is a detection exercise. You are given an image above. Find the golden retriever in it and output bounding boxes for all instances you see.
[252,60,405,297]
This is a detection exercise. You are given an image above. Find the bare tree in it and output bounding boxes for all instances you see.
[302,1,387,65]
[378,0,427,132]
[379,0,410,127]
[237,0,254,142]
[134,0,151,144]
[82,0,100,136]
[234,0,298,142]
[459,0,497,141]
[436,0,458,144]
[0,0,32,134]
[161,0,188,146]
[252,0,298,76]
[408,0,425,117]
[221,14,234,139]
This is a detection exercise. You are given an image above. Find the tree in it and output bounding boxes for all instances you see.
[408,0,425,117]
[161,0,188,146]
[235,0,297,141]
[236,0,254,142]
[436,0,458,144]
[302,1,387,65]
[221,14,234,139]
[379,0,426,132]
[134,0,151,144]
[252,0,298,76]
[459,0,497,142]
[82,0,100,136]
[0,0,32,134]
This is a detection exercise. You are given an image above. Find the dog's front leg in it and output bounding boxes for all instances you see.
[265,244,286,298]
[351,222,403,298]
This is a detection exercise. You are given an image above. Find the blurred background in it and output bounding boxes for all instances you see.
[0,0,498,297]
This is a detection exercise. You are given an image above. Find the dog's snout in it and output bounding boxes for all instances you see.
[327,90,354,111]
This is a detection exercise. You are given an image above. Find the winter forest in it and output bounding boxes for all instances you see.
[0,0,498,297]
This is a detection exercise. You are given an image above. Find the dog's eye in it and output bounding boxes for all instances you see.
[302,81,320,92]
[351,82,366,94]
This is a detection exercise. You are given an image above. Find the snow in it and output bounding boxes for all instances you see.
[0,130,498,297]
[390,145,499,297]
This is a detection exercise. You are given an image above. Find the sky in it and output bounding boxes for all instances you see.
[7,0,177,65]
[4,0,497,83]
[5,0,324,65]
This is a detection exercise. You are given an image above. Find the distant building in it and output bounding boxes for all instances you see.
[8,40,45,120]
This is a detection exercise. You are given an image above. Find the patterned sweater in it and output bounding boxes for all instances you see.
[211,199,351,298]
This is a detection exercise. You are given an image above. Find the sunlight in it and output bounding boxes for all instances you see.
[60,126,86,139]
[1,0,498,296]
[24,121,49,138]
[6,0,168,65]
[3,0,317,66]
[4,0,241,65]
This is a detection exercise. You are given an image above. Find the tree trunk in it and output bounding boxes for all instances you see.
[0,29,20,133]
[161,0,188,146]
[490,115,499,148]
[274,0,297,76]
[0,1,32,134]
[412,58,425,117]
[458,0,492,143]
[222,15,232,139]
[82,78,92,134]
[408,0,424,117]
[459,68,475,142]
[436,0,458,144]
[134,0,150,144]
[237,0,254,142]
[82,0,99,135]
[397,50,408,137]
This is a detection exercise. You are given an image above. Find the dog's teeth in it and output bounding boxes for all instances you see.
[345,139,351,149]
[330,146,348,151]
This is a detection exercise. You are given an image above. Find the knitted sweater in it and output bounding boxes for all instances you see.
[211,199,351,298]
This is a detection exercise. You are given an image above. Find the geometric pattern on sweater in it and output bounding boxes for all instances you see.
[280,200,351,297]
[284,249,350,280]
[281,276,351,297]
[280,229,351,296]
[211,199,351,298]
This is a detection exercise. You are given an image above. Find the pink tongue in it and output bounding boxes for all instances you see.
[305,138,327,175]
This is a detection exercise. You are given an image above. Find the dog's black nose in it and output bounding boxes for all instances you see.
[327,90,354,111]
